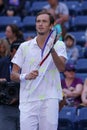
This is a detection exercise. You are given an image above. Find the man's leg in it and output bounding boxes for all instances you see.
[39,99,59,130]
[20,102,40,130]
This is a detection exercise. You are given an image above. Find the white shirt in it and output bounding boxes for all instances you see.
[43,2,69,16]
[11,37,67,103]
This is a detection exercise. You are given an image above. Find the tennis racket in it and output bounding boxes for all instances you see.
[26,29,61,90]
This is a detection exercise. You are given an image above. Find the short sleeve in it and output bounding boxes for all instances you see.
[54,40,67,60]
[11,44,24,68]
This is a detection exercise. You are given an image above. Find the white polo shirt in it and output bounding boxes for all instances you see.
[11,37,67,103]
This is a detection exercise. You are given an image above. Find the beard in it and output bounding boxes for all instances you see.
[37,31,45,35]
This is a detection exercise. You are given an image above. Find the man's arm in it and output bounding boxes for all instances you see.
[10,64,21,82]
[11,64,39,82]
[55,14,69,25]
[51,48,66,72]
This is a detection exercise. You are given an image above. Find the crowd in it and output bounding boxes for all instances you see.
[0,0,87,130]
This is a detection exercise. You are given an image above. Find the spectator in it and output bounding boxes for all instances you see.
[5,0,26,18]
[0,0,6,16]
[5,24,24,45]
[43,0,69,38]
[10,42,21,59]
[0,38,10,58]
[0,42,20,82]
[81,79,87,106]
[61,62,83,107]
[0,38,10,81]
[64,33,79,64]
[0,42,20,130]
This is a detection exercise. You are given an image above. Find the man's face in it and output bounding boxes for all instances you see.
[36,14,52,35]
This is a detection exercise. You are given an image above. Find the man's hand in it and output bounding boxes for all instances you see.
[25,70,39,80]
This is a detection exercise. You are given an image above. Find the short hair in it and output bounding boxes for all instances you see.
[36,10,55,25]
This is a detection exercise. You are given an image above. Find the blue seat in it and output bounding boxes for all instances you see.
[64,1,80,16]
[80,1,87,15]
[0,16,21,31]
[22,16,36,32]
[59,106,77,130]
[0,32,5,38]
[75,16,87,31]
[75,73,87,82]
[58,119,74,130]
[75,58,87,73]
[30,1,48,15]
[76,45,84,58]
[59,106,77,122]
[76,107,87,130]
[69,31,85,46]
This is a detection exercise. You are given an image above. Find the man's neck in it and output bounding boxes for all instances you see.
[36,34,48,49]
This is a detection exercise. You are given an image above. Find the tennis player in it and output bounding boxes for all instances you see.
[11,11,67,130]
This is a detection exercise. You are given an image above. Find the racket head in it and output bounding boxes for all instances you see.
[39,29,59,67]
[46,28,58,50]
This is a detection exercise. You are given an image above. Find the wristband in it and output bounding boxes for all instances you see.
[20,74,26,81]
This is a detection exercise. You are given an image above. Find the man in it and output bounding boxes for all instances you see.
[11,11,67,130]
[43,0,69,38]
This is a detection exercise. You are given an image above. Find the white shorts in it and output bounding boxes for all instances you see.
[19,99,59,130]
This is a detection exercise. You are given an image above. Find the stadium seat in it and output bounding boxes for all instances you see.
[64,1,80,16]
[0,16,21,31]
[75,16,87,31]
[22,16,36,32]
[75,73,87,82]
[76,107,87,130]
[75,58,87,73]
[69,31,85,46]
[58,106,77,130]
[58,119,74,130]
[76,45,84,58]
[30,1,48,15]
[0,32,5,38]
[79,1,87,15]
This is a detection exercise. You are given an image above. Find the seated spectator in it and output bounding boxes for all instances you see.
[0,42,20,130]
[0,38,10,58]
[0,0,6,16]
[81,79,87,106]
[61,62,83,107]
[43,0,69,38]
[64,33,79,64]
[0,42,21,82]
[5,0,26,18]
[5,24,24,45]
